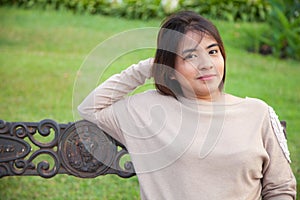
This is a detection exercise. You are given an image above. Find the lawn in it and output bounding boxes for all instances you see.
[0,6,299,199]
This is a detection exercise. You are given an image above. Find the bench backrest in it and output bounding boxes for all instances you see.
[0,119,287,179]
[0,119,135,178]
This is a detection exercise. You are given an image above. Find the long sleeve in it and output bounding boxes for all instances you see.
[261,106,297,199]
[77,58,153,142]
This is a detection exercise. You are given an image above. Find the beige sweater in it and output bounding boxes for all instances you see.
[78,58,296,199]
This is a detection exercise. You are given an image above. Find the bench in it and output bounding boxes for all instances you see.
[0,119,135,179]
[0,119,287,179]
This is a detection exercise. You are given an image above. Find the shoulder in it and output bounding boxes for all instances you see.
[244,97,284,129]
[130,90,176,103]
[229,96,272,120]
[115,90,178,110]
[225,94,269,109]
[244,97,270,112]
[245,96,268,106]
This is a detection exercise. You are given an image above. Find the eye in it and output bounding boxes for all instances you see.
[209,49,218,55]
[183,53,197,60]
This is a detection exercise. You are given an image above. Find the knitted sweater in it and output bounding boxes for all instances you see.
[78,58,296,199]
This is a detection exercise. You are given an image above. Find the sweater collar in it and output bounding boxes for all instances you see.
[177,95,246,111]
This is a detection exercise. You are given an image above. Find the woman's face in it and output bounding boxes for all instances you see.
[174,31,224,101]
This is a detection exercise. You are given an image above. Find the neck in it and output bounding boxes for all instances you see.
[183,90,224,102]
[198,90,224,102]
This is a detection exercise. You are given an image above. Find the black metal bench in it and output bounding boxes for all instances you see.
[0,119,287,179]
[0,119,135,179]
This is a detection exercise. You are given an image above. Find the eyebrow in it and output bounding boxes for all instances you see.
[182,48,197,55]
[182,43,219,55]
[207,43,219,49]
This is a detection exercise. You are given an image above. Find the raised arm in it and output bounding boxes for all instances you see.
[77,58,153,141]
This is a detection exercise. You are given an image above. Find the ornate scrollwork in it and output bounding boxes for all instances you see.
[34,119,60,148]
[0,120,10,134]
[12,149,60,178]
[0,119,135,178]
[113,147,135,178]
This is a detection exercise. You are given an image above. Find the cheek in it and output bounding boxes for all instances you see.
[178,65,198,80]
[174,65,196,89]
[215,58,224,77]
[175,60,196,78]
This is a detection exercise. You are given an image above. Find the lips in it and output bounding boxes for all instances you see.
[197,74,216,81]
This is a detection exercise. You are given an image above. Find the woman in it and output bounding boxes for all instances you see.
[78,11,296,199]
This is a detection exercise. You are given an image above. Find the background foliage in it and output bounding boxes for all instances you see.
[245,0,300,60]
[1,0,299,61]
[0,0,271,21]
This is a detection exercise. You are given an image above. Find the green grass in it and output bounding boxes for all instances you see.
[0,6,299,199]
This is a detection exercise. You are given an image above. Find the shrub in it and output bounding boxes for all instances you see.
[246,0,300,60]
[0,0,270,22]
[179,0,270,22]
[264,0,300,60]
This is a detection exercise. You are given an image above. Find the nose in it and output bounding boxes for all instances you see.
[196,52,213,70]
